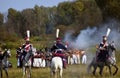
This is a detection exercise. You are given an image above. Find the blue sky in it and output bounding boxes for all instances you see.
[0,0,72,13]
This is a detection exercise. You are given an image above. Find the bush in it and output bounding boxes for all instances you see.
[0,42,19,49]
[32,36,43,41]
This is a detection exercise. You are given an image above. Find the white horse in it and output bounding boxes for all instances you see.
[22,47,34,78]
[50,57,63,78]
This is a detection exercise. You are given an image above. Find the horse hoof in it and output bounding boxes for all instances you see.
[113,73,116,76]
[100,74,103,76]
[93,72,95,76]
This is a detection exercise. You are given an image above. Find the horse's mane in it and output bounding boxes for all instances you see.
[3,51,7,56]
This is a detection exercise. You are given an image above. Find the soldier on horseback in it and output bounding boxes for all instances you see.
[20,30,33,67]
[97,36,109,62]
[51,37,67,69]
[22,37,33,57]
[22,37,32,59]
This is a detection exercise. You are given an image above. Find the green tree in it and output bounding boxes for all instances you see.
[56,2,74,25]
[95,0,120,20]
[0,13,3,26]
[34,5,49,35]
[21,8,36,36]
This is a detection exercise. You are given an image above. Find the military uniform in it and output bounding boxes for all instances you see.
[51,37,67,68]
[97,36,109,62]
[20,37,33,67]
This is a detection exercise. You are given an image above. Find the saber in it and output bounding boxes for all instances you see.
[106,28,111,37]
[56,29,60,38]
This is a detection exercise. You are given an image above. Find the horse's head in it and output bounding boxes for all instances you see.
[4,49,11,58]
[108,43,116,51]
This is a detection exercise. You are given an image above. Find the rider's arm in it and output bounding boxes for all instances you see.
[99,43,106,50]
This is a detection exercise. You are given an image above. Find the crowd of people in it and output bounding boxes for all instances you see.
[15,36,87,69]
[0,30,117,70]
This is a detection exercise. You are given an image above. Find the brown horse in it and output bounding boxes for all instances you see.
[87,44,118,76]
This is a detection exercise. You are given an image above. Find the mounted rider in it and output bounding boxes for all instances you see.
[97,36,109,62]
[96,28,111,62]
[51,29,67,69]
[21,30,33,66]
[51,37,67,68]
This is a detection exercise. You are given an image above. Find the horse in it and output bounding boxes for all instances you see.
[22,47,34,78]
[50,57,63,78]
[0,49,11,78]
[87,44,118,76]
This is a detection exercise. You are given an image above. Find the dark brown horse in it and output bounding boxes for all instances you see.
[87,44,118,76]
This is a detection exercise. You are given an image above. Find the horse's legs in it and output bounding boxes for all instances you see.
[59,68,63,78]
[113,65,118,76]
[93,66,97,76]
[0,68,3,78]
[54,68,57,78]
[87,62,92,74]
[50,67,55,78]
[28,66,31,78]
[99,66,104,76]
[108,65,112,75]
[4,68,8,78]
[23,66,26,77]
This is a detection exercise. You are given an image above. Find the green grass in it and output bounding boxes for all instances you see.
[4,64,120,78]
[3,49,120,78]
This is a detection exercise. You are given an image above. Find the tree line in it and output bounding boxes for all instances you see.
[0,0,120,42]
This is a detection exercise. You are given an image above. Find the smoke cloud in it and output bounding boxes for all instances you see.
[64,19,120,50]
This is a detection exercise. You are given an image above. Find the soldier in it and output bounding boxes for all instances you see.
[51,37,67,69]
[97,36,109,62]
[16,47,22,67]
[21,37,33,60]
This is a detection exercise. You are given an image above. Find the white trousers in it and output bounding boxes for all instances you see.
[82,55,87,64]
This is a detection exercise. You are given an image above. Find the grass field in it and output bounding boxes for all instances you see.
[2,49,120,78]
[5,64,120,78]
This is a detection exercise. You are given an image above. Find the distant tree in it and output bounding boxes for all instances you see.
[34,5,49,35]
[56,2,74,25]
[95,0,120,20]
[0,13,3,26]
[7,8,18,34]
[21,8,36,36]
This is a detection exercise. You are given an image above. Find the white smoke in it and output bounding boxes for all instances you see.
[64,19,120,50]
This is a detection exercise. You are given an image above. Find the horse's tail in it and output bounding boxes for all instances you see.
[87,57,95,74]
[87,62,92,74]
